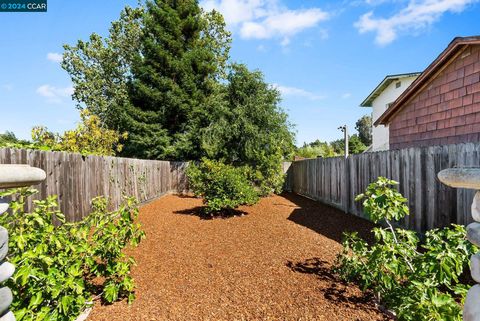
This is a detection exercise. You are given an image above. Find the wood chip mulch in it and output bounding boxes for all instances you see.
[87,193,394,321]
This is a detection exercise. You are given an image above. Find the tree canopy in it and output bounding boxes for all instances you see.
[297,114,372,158]
[330,134,367,155]
[355,115,372,146]
[201,64,295,192]
[0,131,27,146]
[31,110,128,156]
[125,1,230,159]
[295,140,335,159]
[62,6,143,130]
[63,0,233,160]
[62,0,295,192]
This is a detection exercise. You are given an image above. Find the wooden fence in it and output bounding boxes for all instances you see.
[0,148,188,221]
[285,142,480,232]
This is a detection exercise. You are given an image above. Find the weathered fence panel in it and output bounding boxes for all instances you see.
[286,142,480,232]
[0,148,188,221]
[282,162,293,191]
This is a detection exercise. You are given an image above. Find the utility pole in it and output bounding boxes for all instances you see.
[338,125,350,214]
[338,125,349,158]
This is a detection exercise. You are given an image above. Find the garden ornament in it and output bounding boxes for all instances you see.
[0,165,46,321]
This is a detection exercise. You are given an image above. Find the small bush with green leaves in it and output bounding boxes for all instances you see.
[186,159,259,214]
[335,177,477,321]
[0,187,145,321]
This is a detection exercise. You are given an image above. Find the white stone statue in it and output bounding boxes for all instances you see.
[0,165,46,321]
[439,168,480,321]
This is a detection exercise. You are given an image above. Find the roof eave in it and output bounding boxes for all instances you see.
[360,72,422,108]
[376,36,480,126]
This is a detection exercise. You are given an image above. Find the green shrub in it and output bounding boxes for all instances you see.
[252,158,286,196]
[0,188,145,321]
[187,159,259,214]
[335,177,476,321]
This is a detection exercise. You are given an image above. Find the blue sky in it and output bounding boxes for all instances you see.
[1,0,479,146]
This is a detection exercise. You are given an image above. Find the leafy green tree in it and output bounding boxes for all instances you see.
[31,110,128,156]
[187,159,259,214]
[330,139,343,155]
[0,131,30,147]
[200,64,295,193]
[63,1,231,161]
[125,0,231,159]
[331,134,367,155]
[63,6,144,129]
[349,134,367,154]
[296,140,336,159]
[336,177,476,321]
[355,115,372,146]
[61,1,294,192]
[309,139,326,148]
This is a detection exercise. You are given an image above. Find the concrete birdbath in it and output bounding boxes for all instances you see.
[0,164,46,321]
[438,168,480,321]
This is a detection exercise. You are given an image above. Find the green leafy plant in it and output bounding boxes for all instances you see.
[31,109,128,156]
[335,177,476,321]
[355,177,409,224]
[0,188,145,321]
[295,141,336,159]
[186,159,259,214]
[1,110,127,156]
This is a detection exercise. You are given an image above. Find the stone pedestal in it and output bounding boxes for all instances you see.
[0,165,46,321]
[438,168,480,321]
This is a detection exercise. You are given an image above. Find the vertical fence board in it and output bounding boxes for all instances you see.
[0,148,189,222]
[286,142,480,232]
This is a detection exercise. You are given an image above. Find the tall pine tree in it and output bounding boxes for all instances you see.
[125,0,229,159]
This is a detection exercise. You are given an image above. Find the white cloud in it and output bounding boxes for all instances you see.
[201,0,329,45]
[36,84,74,103]
[202,0,268,25]
[273,84,326,100]
[257,44,267,52]
[47,52,63,63]
[364,0,399,5]
[319,28,329,40]
[342,92,352,99]
[355,0,477,45]
[1,84,13,92]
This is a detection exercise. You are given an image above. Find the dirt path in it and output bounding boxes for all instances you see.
[88,193,392,321]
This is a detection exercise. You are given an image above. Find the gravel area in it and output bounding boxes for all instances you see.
[88,193,393,321]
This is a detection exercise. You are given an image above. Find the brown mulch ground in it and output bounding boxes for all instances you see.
[88,193,394,321]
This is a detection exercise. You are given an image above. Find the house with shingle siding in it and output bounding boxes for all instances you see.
[360,73,420,151]
[376,36,480,150]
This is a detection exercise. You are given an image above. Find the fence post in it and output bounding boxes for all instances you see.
[0,165,46,321]
[438,168,480,321]
[344,156,350,213]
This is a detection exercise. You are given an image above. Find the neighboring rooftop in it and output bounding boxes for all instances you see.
[360,72,421,107]
[376,35,480,126]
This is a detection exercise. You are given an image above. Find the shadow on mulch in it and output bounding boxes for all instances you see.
[281,192,375,244]
[174,206,248,220]
[286,257,396,320]
[286,258,370,304]
[174,194,197,199]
